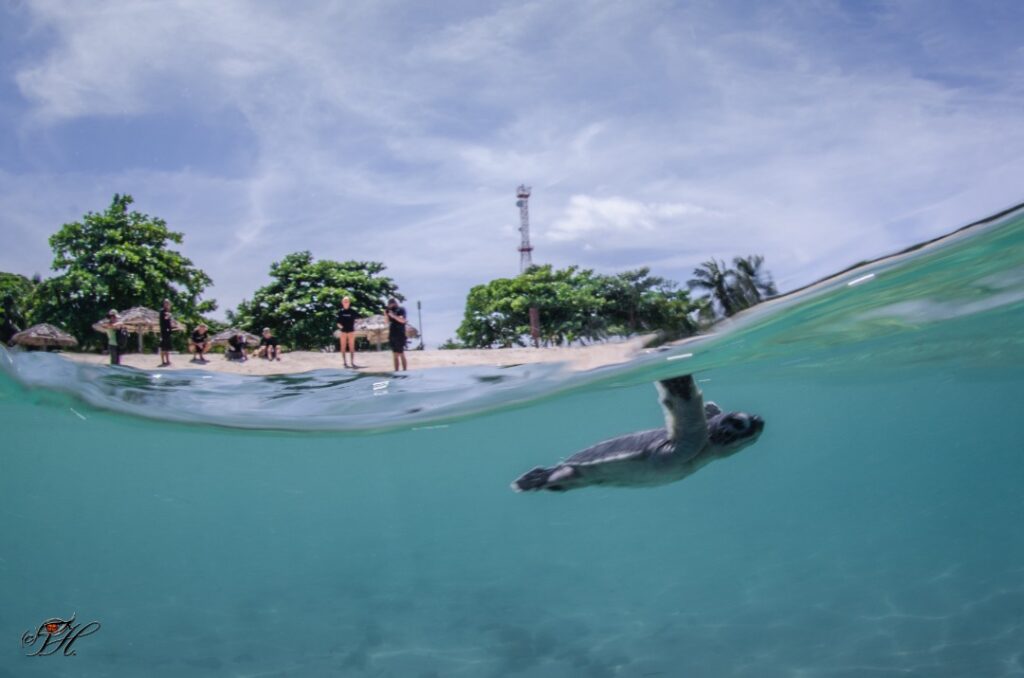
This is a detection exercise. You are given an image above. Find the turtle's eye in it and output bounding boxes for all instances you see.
[728,415,748,431]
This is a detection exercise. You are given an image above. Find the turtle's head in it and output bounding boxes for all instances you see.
[706,411,764,459]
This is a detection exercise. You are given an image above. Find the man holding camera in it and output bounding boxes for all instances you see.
[385,298,408,371]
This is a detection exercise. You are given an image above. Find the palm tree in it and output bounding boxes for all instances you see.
[731,255,777,308]
[687,259,738,317]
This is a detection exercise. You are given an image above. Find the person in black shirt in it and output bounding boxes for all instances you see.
[227,333,248,361]
[0,316,19,346]
[335,296,360,368]
[1,295,22,345]
[189,323,211,362]
[258,327,281,361]
[385,297,407,371]
[158,298,174,367]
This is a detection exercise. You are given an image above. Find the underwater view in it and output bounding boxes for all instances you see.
[2,204,1024,677]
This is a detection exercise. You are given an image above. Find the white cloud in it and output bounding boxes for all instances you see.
[414,2,542,64]
[548,195,715,244]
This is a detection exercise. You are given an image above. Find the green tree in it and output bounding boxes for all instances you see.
[600,268,658,335]
[688,258,739,318]
[599,268,699,337]
[731,254,777,308]
[458,276,531,348]
[457,264,702,348]
[230,251,401,350]
[1,272,36,341]
[524,265,609,346]
[688,255,777,319]
[457,265,609,348]
[634,286,702,339]
[32,194,214,346]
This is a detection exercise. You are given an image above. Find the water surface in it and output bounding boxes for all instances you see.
[1,205,1023,676]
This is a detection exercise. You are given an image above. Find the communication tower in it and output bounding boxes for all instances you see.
[516,185,533,272]
[516,184,541,347]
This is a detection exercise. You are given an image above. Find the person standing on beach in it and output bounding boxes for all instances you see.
[158,298,174,367]
[336,296,360,368]
[102,309,124,365]
[385,297,407,371]
[1,296,22,345]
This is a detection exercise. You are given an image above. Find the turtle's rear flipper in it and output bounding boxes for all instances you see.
[511,466,553,492]
[512,465,578,492]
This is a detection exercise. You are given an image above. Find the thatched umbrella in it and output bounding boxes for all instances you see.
[209,328,260,347]
[11,323,79,349]
[353,314,419,350]
[92,306,185,351]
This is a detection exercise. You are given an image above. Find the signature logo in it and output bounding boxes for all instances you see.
[21,613,101,657]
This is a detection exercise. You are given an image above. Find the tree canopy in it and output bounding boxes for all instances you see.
[456,265,701,348]
[688,255,777,318]
[31,194,214,345]
[1,272,36,342]
[598,268,702,338]
[229,251,401,350]
[731,255,778,307]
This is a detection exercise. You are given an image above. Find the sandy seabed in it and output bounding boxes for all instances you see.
[59,336,652,375]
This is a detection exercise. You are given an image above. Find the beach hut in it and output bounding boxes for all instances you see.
[209,328,261,347]
[92,306,186,351]
[10,323,79,350]
[353,315,418,350]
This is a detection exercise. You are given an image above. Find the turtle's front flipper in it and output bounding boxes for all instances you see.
[656,374,708,457]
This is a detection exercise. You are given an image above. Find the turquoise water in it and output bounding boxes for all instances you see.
[2,206,1023,676]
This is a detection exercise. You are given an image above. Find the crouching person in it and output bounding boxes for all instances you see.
[226,333,249,361]
[258,327,281,361]
[189,323,211,362]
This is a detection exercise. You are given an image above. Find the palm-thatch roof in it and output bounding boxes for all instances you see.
[11,323,79,348]
[353,314,419,349]
[91,306,186,333]
[209,328,261,346]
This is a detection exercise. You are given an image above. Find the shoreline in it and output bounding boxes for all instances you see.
[57,335,653,375]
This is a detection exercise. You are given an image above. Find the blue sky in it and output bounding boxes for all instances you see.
[2,0,1022,344]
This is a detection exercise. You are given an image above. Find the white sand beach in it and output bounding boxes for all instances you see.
[58,336,653,374]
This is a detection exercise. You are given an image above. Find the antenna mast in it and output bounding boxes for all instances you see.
[516,184,541,347]
[516,184,533,272]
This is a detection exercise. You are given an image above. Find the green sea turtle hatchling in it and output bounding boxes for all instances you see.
[512,374,764,492]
